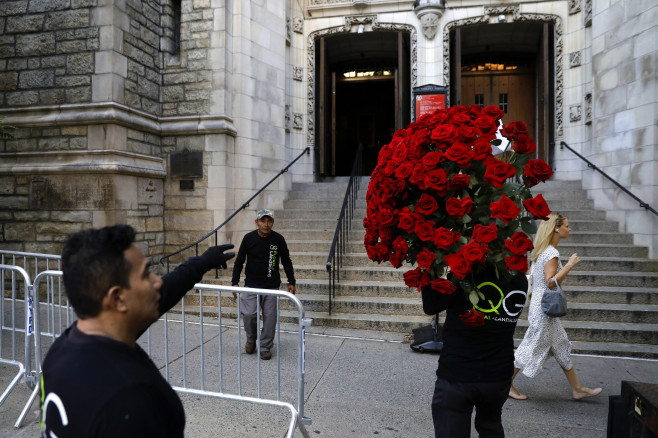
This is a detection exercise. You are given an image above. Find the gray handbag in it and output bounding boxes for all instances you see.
[541,277,567,317]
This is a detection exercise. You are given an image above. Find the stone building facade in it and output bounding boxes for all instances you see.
[1,0,656,259]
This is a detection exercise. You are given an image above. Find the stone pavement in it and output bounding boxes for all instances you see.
[1,326,657,437]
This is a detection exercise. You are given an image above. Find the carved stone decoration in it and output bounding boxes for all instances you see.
[443,12,565,139]
[293,66,303,81]
[414,0,445,41]
[484,5,520,21]
[584,93,592,125]
[293,113,303,130]
[569,0,581,14]
[584,0,592,27]
[286,17,292,46]
[294,17,303,34]
[307,19,418,145]
[285,105,291,132]
[569,104,582,122]
[569,51,582,68]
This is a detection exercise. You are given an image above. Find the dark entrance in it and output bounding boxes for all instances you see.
[316,32,411,176]
[450,22,554,163]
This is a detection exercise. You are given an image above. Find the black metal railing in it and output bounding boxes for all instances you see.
[559,141,657,216]
[325,144,363,315]
[160,147,310,273]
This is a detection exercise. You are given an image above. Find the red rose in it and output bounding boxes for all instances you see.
[459,241,487,264]
[414,219,436,242]
[429,278,457,295]
[523,159,554,187]
[482,105,505,120]
[404,267,430,290]
[424,168,448,195]
[468,105,482,116]
[433,227,461,249]
[414,193,439,216]
[490,194,521,223]
[391,145,409,164]
[471,223,498,243]
[474,115,498,137]
[422,151,445,170]
[523,194,551,220]
[377,209,398,229]
[512,134,536,155]
[394,161,414,180]
[416,247,437,269]
[505,255,529,273]
[379,227,394,245]
[364,229,378,246]
[431,124,457,146]
[398,209,418,233]
[445,144,474,168]
[505,232,534,256]
[459,308,485,326]
[445,196,473,219]
[472,138,494,162]
[366,243,389,264]
[392,235,408,255]
[501,121,528,140]
[390,252,404,268]
[410,162,426,189]
[484,158,516,188]
[443,252,472,279]
[457,126,478,145]
[448,174,470,191]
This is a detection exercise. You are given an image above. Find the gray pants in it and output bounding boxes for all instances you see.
[240,292,278,352]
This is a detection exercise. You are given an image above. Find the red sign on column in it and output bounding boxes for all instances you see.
[415,94,446,118]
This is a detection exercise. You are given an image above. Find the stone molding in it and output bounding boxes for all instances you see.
[1,102,237,137]
[569,0,581,14]
[569,50,582,68]
[569,104,582,122]
[0,149,166,177]
[443,10,565,139]
[307,17,417,145]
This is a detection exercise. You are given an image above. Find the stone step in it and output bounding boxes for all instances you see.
[514,319,658,345]
[289,253,658,273]
[563,271,658,288]
[563,286,658,305]
[286,189,368,200]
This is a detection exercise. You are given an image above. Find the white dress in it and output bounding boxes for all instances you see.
[514,245,573,377]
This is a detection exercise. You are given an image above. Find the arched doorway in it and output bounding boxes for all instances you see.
[449,22,555,163]
[315,31,411,176]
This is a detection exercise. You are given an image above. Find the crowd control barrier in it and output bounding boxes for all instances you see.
[0,256,312,437]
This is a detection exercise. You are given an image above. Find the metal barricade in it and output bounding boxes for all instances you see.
[1,262,312,436]
[144,284,313,438]
[0,250,61,280]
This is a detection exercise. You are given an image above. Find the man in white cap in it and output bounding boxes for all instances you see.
[231,209,296,360]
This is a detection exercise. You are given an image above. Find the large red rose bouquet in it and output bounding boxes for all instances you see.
[364,105,553,317]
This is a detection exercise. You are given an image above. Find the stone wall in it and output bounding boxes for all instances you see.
[584,1,657,257]
[0,0,98,108]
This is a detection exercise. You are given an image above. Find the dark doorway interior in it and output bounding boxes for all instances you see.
[335,79,395,175]
[316,31,410,176]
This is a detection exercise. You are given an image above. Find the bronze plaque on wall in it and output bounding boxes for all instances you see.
[170,151,203,178]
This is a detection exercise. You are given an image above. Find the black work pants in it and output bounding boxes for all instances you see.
[431,377,511,438]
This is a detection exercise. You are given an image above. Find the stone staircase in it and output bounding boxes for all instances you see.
[187,178,658,358]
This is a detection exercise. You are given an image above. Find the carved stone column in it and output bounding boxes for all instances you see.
[414,0,445,41]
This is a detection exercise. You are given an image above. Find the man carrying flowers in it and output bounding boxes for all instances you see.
[364,105,553,437]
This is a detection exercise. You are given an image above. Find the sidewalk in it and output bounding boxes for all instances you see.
[2,327,657,437]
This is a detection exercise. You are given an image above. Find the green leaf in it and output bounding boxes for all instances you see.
[477,290,485,300]
[521,220,538,234]
[469,290,479,306]
[490,139,502,146]
[462,214,472,224]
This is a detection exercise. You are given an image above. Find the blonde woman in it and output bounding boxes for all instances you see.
[509,213,602,400]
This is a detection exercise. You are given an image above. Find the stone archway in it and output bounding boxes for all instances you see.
[442,6,564,140]
[306,16,418,150]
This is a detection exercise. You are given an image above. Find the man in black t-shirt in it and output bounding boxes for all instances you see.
[421,268,528,438]
[231,209,296,360]
[40,225,234,437]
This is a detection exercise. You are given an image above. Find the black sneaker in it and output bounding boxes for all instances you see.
[245,341,255,354]
[260,350,272,360]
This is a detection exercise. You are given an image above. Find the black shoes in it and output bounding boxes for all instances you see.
[245,341,255,354]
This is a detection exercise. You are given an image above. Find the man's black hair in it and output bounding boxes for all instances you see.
[61,225,136,318]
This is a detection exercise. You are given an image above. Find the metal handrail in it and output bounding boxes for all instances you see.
[160,147,310,272]
[559,141,657,216]
[325,144,363,315]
